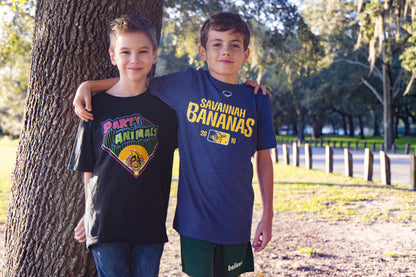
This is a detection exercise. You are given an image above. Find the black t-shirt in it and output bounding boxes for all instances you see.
[69,90,177,248]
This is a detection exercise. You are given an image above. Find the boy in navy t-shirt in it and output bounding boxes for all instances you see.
[73,12,276,277]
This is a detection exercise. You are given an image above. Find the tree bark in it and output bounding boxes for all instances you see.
[311,115,322,139]
[382,49,394,151]
[4,1,163,276]
[347,115,354,137]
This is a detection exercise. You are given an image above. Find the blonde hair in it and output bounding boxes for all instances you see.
[109,14,158,51]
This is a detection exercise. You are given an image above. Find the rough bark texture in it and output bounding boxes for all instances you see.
[4,1,163,276]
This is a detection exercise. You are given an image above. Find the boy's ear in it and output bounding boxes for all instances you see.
[153,48,158,64]
[109,49,116,65]
[243,48,250,64]
[198,45,207,61]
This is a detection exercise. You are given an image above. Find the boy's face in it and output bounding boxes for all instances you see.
[198,29,249,84]
[109,31,157,82]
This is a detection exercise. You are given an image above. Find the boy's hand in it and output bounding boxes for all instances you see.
[252,217,272,252]
[73,82,94,122]
[244,80,271,97]
[74,216,87,243]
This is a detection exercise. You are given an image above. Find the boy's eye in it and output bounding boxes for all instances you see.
[232,44,241,48]
[121,51,130,54]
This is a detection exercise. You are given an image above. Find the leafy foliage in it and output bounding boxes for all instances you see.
[0,0,34,136]
[0,0,415,139]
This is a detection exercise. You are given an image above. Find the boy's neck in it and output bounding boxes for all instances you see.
[209,71,239,85]
[106,78,148,97]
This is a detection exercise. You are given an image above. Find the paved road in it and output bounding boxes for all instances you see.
[274,145,414,187]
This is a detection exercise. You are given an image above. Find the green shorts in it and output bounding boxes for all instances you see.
[180,236,254,277]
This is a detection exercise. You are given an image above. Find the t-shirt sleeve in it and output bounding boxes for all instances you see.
[68,120,95,172]
[149,68,194,110]
[256,95,277,151]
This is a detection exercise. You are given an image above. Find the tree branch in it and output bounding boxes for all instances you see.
[335,58,382,80]
[403,72,415,96]
[361,77,384,104]
[392,68,403,100]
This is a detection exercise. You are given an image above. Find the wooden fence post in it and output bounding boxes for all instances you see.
[319,139,323,147]
[326,145,333,174]
[340,141,343,149]
[272,147,278,164]
[392,143,396,153]
[364,148,373,181]
[292,142,299,167]
[354,141,358,151]
[332,141,336,148]
[380,151,391,186]
[371,142,376,152]
[405,143,410,154]
[411,155,416,191]
[347,141,351,149]
[283,144,290,165]
[363,141,367,150]
[344,148,353,177]
[380,143,384,151]
[305,143,312,170]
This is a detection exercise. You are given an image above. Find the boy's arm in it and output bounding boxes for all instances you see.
[73,78,119,121]
[74,172,93,243]
[252,149,274,252]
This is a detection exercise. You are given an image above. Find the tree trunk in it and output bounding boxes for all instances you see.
[311,115,322,139]
[297,116,305,143]
[382,53,394,151]
[347,115,354,137]
[4,1,163,276]
[357,116,364,139]
[371,108,381,137]
[342,114,347,135]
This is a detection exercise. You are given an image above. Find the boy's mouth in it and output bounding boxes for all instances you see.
[128,67,143,71]
[218,59,233,64]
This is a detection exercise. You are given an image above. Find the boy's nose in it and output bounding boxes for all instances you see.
[222,49,231,56]
[131,55,140,63]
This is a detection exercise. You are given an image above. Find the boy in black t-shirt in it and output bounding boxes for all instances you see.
[69,14,177,277]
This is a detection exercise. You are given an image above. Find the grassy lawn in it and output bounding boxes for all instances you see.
[254,163,416,224]
[1,137,415,225]
[0,137,18,223]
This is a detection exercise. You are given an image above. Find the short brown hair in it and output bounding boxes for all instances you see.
[108,14,158,51]
[200,12,250,50]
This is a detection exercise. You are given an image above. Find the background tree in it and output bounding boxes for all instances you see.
[355,0,416,149]
[0,0,34,136]
[4,0,163,276]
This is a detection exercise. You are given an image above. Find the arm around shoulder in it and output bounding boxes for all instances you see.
[73,78,119,121]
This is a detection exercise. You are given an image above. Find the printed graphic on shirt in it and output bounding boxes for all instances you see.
[101,113,159,178]
[187,98,255,145]
[207,129,230,145]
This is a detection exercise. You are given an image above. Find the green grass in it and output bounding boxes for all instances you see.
[298,246,324,257]
[253,163,416,224]
[0,137,18,223]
